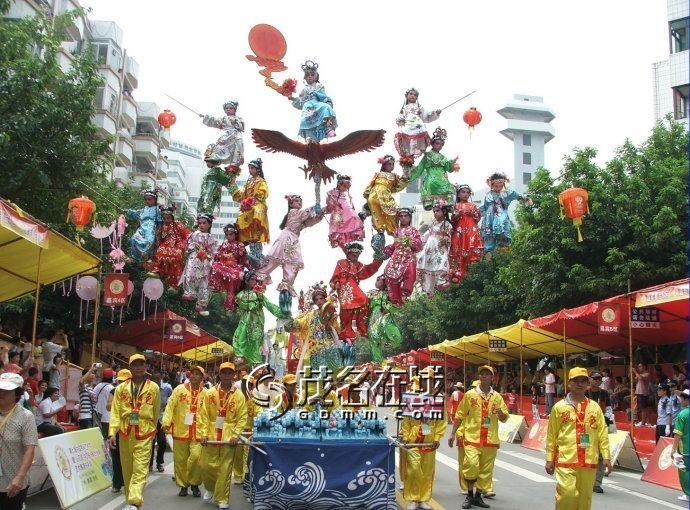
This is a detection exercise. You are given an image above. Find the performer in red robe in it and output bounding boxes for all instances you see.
[329,242,383,342]
[209,223,250,311]
[383,208,423,305]
[148,205,189,288]
[448,185,483,284]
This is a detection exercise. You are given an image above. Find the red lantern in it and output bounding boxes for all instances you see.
[67,195,96,231]
[558,187,590,242]
[158,109,176,129]
[463,107,482,132]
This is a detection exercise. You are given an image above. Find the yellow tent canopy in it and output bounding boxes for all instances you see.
[179,340,234,363]
[429,319,598,366]
[0,198,101,302]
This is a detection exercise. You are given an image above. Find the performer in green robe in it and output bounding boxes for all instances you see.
[366,275,401,363]
[408,127,459,210]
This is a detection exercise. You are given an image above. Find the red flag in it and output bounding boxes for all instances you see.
[598,303,621,334]
[103,273,129,306]
[167,319,186,341]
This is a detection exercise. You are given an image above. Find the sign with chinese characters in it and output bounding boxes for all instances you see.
[488,339,507,352]
[166,319,186,341]
[598,303,621,334]
[631,307,660,329]
[430,350,444,360]
[103,273,129,306]
[211,347,224,354]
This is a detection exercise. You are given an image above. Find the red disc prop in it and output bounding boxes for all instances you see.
[248,24,287,61]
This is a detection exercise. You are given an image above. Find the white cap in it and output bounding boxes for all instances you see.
[0,373,24,390]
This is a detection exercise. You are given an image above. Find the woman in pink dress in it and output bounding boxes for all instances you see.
[209,223,250,311]
[324,174,364,248]
[449,185,483,284]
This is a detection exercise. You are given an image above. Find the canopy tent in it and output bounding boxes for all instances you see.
[429,319,599,365]
[180,340,234,363]
[391,347,465,369]
[524,278,689,351]
[0,198,101,303]
[99,310,222,356]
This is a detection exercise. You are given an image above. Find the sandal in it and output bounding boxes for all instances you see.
[157,464,165,472]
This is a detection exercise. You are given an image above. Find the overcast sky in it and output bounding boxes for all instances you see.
[80,0,669,300]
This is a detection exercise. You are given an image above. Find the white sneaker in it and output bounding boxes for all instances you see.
[406,503,418,510]
[218,504,229,510]
[419,503,432,510]
[399,483,404,490]
[483,491,496,498]
[203,490,213,502]
[678,494,690,501]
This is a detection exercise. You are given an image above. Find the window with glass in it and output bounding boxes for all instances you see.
[670,18,689,54]
[523,133,532,146]
[522,152,532,165]
[523,172,532,185]
[673,85,689,120]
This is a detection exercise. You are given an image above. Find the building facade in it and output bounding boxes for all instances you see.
[652,0,689,127]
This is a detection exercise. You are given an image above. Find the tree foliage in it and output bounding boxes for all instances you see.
[0,8,110,226]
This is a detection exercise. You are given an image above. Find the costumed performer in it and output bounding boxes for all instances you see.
[148,205,189,288]
[161,365,207,498]
[232,271,289,365]
[209,223,250,311]
[228,157,270,267]
[198,361,247,510]
[198,145,236,215]
[324,174,365,248]
[448,184,483,284]
[180,213,219,316]
[383,207,423,305]
[448,365,508,510]
[361,154,410,240]
[255,195,324,306]
[394,87,441,162]
[289,60,337,142]
[200,100,244,171]
[285,283,342,375]
[124,188,163,263]
[329,242,382,357]
[417,199,452,296]
[366,275,401,364]
[408,127,459,210]
[479,171,533,255]
[400,370,448,510]
[544,367,611,510]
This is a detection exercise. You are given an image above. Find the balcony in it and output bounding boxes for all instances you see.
[58,0,86,40]
[129,173,157,190]
[136,101,160,123]
[159,126,171,149]
[124,56,139,91]
[112,166,130,185]
[116,136,134,166]
[89,21,123,49]
[92,111,117,139]
[120,94,137,131]
[133,136,159,167]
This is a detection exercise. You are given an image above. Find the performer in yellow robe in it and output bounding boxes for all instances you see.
[362,155,409,235]
[450,366,508,509]
[107,354,161,510]
[232,375,265,485]
[545,367,611,510]
[198,362,247,510]
[162,365,207,497]
[400,396,447,510]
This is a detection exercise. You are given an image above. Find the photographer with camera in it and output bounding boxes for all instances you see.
[585,371,615,494]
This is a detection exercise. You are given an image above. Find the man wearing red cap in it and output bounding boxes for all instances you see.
[198,362,247,509]
[545,367,611,510]
[107,354,161,510]
[162,365,207,497]
[449,365,508,509]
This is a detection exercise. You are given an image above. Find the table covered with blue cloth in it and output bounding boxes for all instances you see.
[247,440,396,510]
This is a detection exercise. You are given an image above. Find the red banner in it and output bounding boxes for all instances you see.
[166,319,186,341]
[520,418,549,452]
[597,303,620,334]
[641,436,681,490]
[103,273,129,306]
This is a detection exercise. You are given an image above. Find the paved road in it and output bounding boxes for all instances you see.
[27,409,686,509]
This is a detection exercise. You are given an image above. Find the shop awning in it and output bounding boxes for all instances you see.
[99,310,222,356]
[0,198,101,302]
[524,278,689,351]
[180,340,234,362]
[429,319,598,365]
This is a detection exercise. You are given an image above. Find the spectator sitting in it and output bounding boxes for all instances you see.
[36,387,66,436]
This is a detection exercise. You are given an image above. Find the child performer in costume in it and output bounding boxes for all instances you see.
[383,207,423,305]
[285,284,342,374]
[361,155,410,235]
[408,127,459,210]
[209,223,250,311]
[544,367,611,510]
[417,200,452,296]
[449,185,483,284]
[324,174,365,248]
[229,157,270,267]
[198,146,235,215]
[329,242,383,361]
[232,271,288,365]
[394,87,441,160]
[256,195,324,306]
[125,188,163,263]
[366,275,401,364]
[148,205,189,287]
[479,172,533,255]
[180,213,219,316]
[201,100,244,171]
[289,60,337,142]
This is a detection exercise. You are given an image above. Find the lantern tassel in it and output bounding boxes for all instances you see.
[573,217,584,242]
